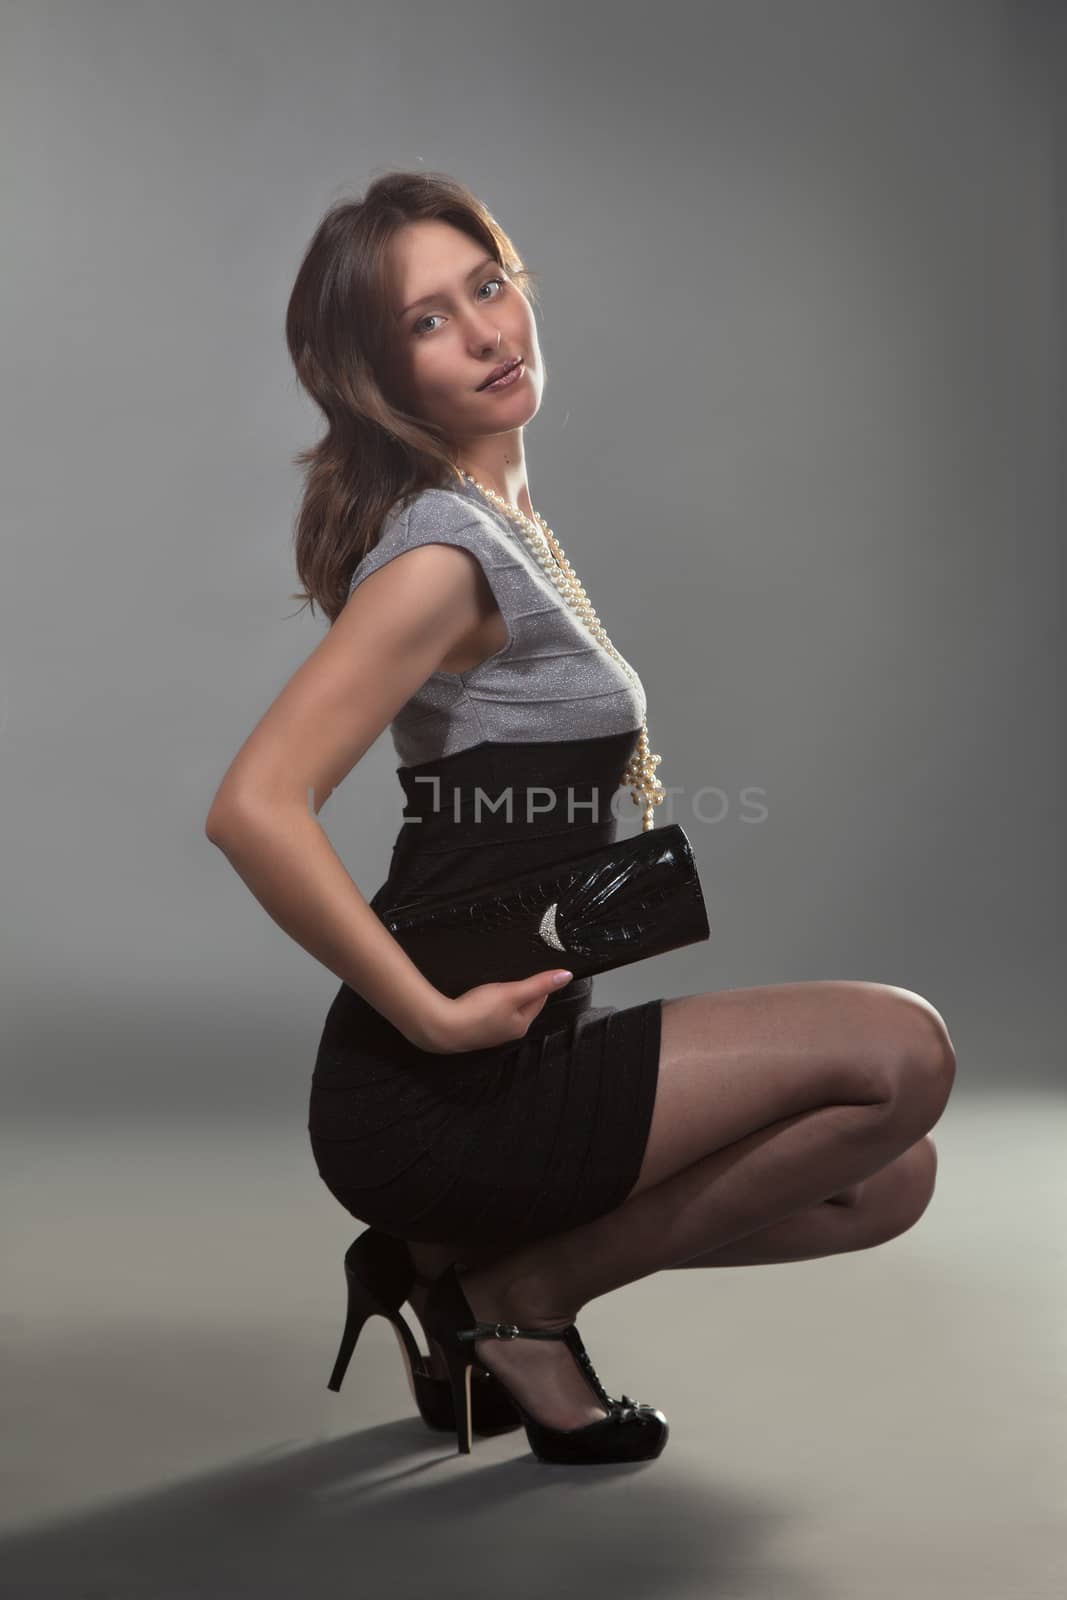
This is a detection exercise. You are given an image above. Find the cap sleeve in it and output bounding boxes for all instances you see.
[347,487,520,657]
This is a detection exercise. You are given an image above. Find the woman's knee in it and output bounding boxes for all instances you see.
[862,1133,939,1245]
[852,984,956,1130]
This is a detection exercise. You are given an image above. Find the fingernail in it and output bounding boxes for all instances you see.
[552,970,573,985]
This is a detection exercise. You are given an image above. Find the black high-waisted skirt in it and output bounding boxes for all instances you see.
[306,731,665,1250]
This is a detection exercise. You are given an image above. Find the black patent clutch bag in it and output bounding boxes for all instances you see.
[376,822,710,999]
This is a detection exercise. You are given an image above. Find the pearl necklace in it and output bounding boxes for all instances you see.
[461,471,666,831]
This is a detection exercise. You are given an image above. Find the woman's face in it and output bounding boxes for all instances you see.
[382,218,543,444]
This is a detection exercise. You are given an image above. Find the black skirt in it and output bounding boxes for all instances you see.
[306,730,664,1249]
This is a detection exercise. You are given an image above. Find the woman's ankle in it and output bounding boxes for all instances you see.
[459,1256,579,1330]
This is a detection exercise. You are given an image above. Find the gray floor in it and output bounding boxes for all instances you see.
[2,1091,1063,1599]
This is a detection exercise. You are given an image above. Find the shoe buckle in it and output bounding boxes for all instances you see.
[494,1323,521,1339]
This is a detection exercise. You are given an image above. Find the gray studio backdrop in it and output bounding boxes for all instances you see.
[3,0,1062,1121]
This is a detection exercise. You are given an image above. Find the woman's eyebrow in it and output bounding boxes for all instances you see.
[396,256,498,321]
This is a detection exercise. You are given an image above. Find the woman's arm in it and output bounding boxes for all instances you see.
[204,543,493,1050]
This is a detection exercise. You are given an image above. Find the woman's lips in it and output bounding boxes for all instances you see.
[479,358,525,393]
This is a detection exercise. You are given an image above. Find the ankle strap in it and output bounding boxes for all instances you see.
[456,1320,573,1342]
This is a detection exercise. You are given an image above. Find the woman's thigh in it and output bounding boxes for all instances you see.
[625,979,956,1199]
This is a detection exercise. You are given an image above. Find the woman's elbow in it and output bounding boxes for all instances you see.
[204,803,233,845]
[204,790,251,845]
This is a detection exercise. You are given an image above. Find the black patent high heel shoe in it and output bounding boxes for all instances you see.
[422,1262,670,1464]
[326,1228,522,1436]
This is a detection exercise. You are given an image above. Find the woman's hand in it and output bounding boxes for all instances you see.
[413,969,575,1055]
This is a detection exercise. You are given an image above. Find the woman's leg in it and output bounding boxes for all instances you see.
[406,1134,937,1378]
[665,1132,938,1265]
[409,1137,935,1280]
[448,980,955,1428]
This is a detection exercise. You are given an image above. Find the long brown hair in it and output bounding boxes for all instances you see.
[284,169,540,625]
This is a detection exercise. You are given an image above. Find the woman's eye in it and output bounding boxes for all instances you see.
[413,277,505,336]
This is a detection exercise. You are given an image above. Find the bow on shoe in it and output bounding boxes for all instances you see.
[611,1393,646,1424]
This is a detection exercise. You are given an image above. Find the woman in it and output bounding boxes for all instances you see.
[206,171,956,1465]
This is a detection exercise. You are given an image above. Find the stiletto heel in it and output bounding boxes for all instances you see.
[326,1260,379,1392]
[441,1329,476,1456]
[423,1263,670,1464]
[324,1228,522,1436]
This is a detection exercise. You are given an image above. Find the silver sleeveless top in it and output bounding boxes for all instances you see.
[348,478,647,767]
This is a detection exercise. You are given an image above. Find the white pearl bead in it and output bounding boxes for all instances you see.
[462,470,664,828]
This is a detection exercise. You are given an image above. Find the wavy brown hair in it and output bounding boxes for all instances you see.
[284,169,540,625]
